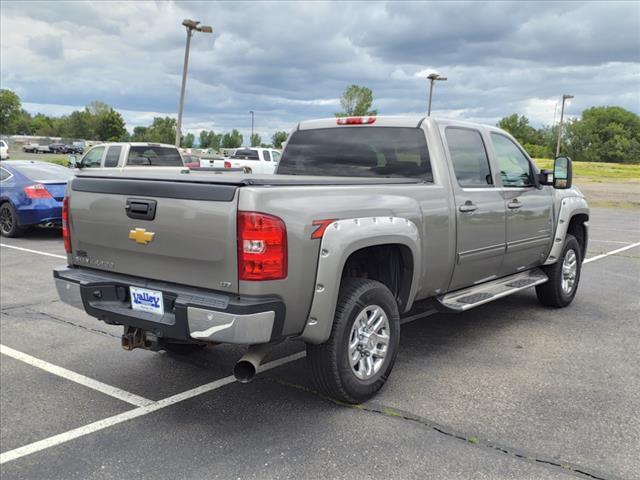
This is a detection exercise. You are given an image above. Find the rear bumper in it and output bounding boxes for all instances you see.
[16,202,62,226]
[53,267,285,344]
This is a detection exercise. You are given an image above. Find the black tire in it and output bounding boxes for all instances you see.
[536,234,582,307]
[161,341,206,356]
[0,203,25,238]
[307,278,400,404]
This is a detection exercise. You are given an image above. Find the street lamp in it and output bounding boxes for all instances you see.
[427,73,447,116]
[249,111,254,145]
[555,94,574,157]
[175,19,213,147]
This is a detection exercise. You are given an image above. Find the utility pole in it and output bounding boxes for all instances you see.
[427,73,447,116]
[555,94,574,157]
[175,19,213,147]
[249,111,254,145]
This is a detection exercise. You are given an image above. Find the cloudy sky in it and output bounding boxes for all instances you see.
[2,1,639,142]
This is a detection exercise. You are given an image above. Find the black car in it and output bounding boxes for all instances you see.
[66,144,84,154]
[48,143,68,154]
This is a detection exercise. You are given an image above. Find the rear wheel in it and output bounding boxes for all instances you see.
[0,203,25,238]
[307,278,400,404]
[536,234,582,307]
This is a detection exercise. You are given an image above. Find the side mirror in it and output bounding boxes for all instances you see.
[553,156,572,189]
[68,155,80,169]
[538,169,553,186]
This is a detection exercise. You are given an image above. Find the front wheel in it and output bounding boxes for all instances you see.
[307,278,400,404]
[536,234,582,307]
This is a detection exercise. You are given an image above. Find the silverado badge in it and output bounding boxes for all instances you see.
[128,228,155,245]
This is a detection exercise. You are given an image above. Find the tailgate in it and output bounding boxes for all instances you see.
[67,176,239,294]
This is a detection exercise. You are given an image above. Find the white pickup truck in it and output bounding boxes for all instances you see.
[69,143,185,171]
[200,147,281,174]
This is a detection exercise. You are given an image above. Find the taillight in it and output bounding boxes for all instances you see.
[23,184,53,199]
[237,212,287,281]
[224,161,231,168]
[336,116,376,125]
[62,196,71,254]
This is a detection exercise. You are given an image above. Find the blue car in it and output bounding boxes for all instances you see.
[0,160,75,237]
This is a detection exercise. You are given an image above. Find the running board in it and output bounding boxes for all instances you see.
[437,268,548,312]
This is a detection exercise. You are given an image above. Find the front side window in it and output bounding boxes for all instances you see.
[104,146,122,167]
[82,147,105,168]
[127,146,184,166]
[445,128,493,187]
[278,127,432,180]
[272,151,281,162]
[491,134,535,187]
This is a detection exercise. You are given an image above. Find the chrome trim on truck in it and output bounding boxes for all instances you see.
[188,308,275,344]
[300,216,421,345]
[55,279,84,310]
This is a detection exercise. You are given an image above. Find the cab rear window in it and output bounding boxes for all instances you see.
[127,146,184,166]
[277,127,432,181]
[231,149,260,161]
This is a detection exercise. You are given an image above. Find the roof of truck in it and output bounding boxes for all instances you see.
[296,115,500,132]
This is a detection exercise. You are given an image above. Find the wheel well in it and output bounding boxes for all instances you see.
[567,213,588,259]
[341,244,414,311]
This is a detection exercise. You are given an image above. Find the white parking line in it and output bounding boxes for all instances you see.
[0,243,66,259]
[589,239,635,244]
[0,241,638,465]
[0,350,306,465]
[0,345,153,407]
[584,242,640,264]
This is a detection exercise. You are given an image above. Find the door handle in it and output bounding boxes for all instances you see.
[507,200,522,209]
[125,198,157,220]
[459,202,478,213]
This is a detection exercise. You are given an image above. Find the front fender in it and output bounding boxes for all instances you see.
[299,216,421,344]
[544,195,589,265]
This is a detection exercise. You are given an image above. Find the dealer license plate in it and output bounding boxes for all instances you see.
[130,286,164,315]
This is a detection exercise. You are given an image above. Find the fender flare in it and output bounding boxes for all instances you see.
[544,196,589,265]
[300,216,421,344]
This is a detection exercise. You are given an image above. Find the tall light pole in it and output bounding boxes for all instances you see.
[427,73,447,116]
[175,19,213,147]
[249,111,254,145]
[555,94,574,157]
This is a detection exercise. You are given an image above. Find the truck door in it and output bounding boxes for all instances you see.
[444,127,507,291]
[489,133,553,275]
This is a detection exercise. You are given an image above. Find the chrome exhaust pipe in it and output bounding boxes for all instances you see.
[233,343,274,383]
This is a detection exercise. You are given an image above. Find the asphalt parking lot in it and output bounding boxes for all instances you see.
[0,207,638,480]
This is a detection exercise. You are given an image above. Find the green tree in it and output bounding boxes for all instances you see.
[145,117,177,144]
[131,126,148,142]
[94,108,126,141]
[66,110,94,139]
[182,132,195,148]
[86,100,111,116]
[250,133,261,147]
[497,114,540,146]
[31,113,55,136]
[565,106,640,163]
[271,131,288,149]
[335,84,377,117]
[199,130,211,148]
[222,129,243,148]
[0,89,22,133]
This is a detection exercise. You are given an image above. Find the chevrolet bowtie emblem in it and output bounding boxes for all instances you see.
[128,228,155,245]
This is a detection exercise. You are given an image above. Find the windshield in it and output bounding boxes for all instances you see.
[277,127,432,180]
[13,163,75,182]
[127,146,184,166]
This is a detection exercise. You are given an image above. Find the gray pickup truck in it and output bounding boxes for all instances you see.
[54,116,589,403]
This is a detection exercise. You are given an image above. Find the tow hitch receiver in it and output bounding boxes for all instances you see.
[121,326,160,351]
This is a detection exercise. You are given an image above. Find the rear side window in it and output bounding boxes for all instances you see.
[263,150,271,162]
[0,167,10,181]
[278,127,432,180]
[445,128,493,187]
[104,146,122,167]
[127,146,184,166]
[231,149,260,161]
